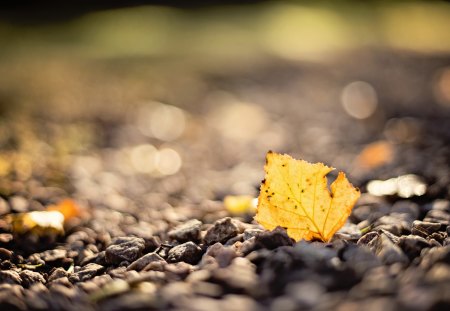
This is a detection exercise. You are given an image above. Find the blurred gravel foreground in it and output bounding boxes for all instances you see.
[0,1,449,311]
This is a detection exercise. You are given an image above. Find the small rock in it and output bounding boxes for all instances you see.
[203,243,237,268]
[429,231,447,244]
[48,276,72,288]
[397,235,431,260]
[351,196,390,223]
[105,237,145,265]
[237,237,257,256]
[19,270,45,288]
[222,294,259,311]
[333,222,361,241]
[224,234,244,246]
[425,263,450,283]
[350,266,397,297]
[9,196,29,213]
[72,263,105,282]
[357,231,379,245]
[48,268,69,282]
[411,220,442,238]
[161,281,192,302]
[212,257,258,294]
[0,198,9,215]
[420,245,450,269]
[374,215,410,236]
[292,241,337,270]
[0,248,12,260]
[285,281,325,309]
[391,201,420,221]
[341,244,381,276]
[0,290,27,311]
[0,270,22,284]
[164,262,193,280]
[372,233,409,265]
[243,228,263,240]
[0,233,13,244]
[254,227,294,250]
[204,217,242,245]
[39,249,67,263]
[186,270,211,283]
[143,261,166,272]
[192,281,223,298]
[397,284,436,311]
[424,209,450,225]
[168,219,202,242]
[167,242,202,264]
[127,252,165,271]
[270,296,297,311]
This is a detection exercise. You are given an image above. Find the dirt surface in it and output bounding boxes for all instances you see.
[0,51,449,310]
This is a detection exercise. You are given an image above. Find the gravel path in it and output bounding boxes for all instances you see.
[0,51,449,310]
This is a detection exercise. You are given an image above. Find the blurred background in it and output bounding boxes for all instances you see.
[0,0,449,210]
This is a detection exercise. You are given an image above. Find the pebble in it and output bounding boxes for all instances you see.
[420,245,450,269]
[243,228,263,240]
[9,196,29,213]
[350,266,397,297]
[425,263,450,283]
[203,243,237,268]
[105,237,145,265]
[127,252,165,271]
[72,263,105,282]
[204,217,242,245]
[373,215,411,236]
[397,235,431,259]
[351,198,390,223]
[254,227,294,250]
[48,268,69,283]
[167,242,203,264]
[0,247,12,260]
[391,201,420,221]
[423,209,450,225]
[39,249,67,262]
[192,281,223,298]
[19,270,45,288]
[0,198,9,215]
[222,295,258,311]
[0,270,22,284]
[341,244,381,276]
[0,233,13,244]
[211,257,258,294]
[168,219,202,242]
[371,233,409,265]
[411,220,442,238]
[285,281,325,308]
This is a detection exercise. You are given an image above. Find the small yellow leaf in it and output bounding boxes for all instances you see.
[224,195,256,215]
[7,210,65,236]
[255,151,360,242]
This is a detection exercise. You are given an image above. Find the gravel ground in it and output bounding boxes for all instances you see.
[0,51,449,310]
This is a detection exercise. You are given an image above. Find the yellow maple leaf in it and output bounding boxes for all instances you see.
[255,151,360,242]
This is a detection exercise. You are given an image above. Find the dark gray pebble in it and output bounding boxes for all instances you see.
[411,220,442,238]
[127,252,165,271]
[423,209,450,225]
[204,217,241,245]
[371,233,409,265]
[105,237,145,265]
[397,235,431,260]
[167,242,203,264]
[254,227,294,250]
[168,219,202,242]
